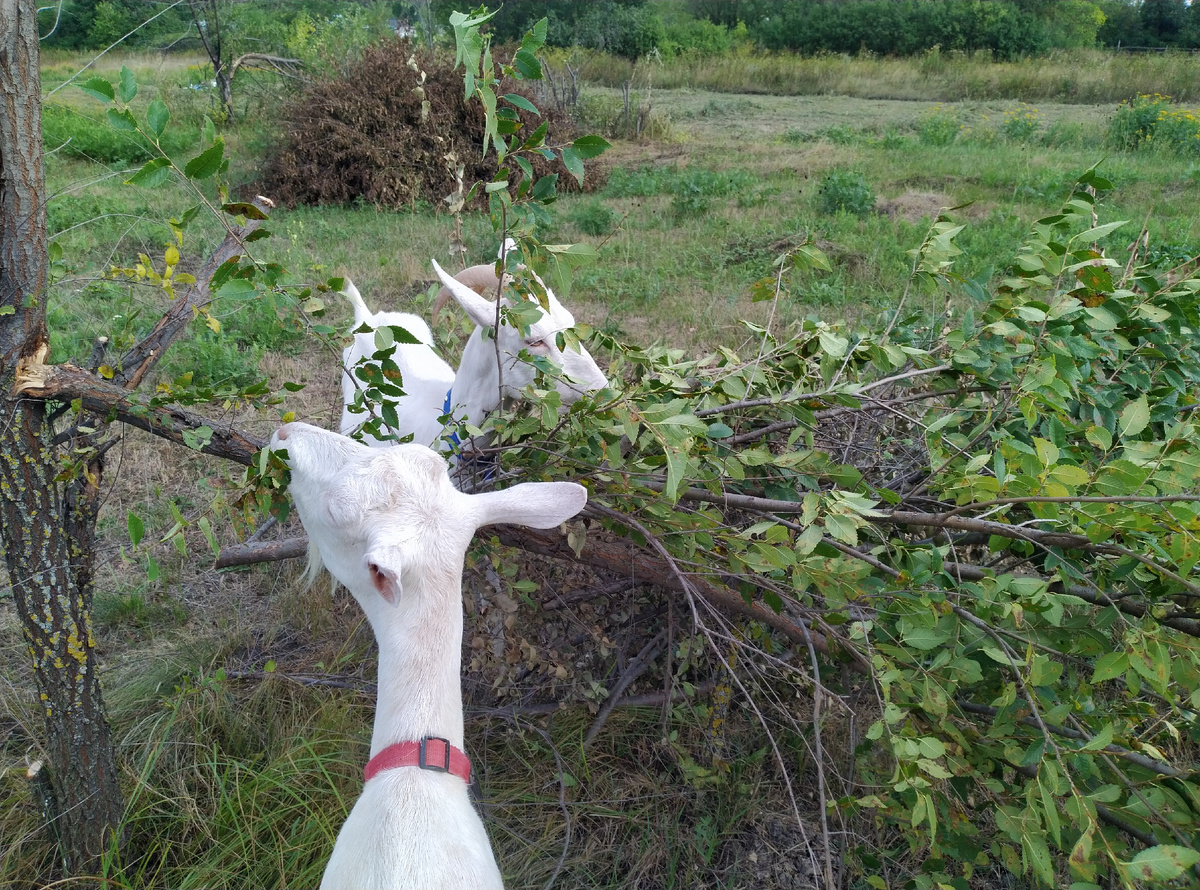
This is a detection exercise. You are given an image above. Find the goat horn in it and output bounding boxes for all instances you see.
[432,264,507,317]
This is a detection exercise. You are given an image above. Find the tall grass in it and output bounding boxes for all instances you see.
[558,47,1199,104]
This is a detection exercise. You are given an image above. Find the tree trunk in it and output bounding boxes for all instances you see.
[0,0,124,874]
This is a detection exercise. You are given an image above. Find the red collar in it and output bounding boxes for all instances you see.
[364,737,472,784]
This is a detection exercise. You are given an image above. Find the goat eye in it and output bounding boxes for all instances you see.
[526,339,546,349]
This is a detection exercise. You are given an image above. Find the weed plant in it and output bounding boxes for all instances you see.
[569,199,618,237]
[1107,93,1200,157]
[918,105,959,146]
[817,170,875,217]
[999,101,1042,142]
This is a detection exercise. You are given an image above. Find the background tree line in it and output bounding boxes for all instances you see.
[39,0,1200,61]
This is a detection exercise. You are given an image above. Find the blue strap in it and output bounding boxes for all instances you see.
[443,388,461,450]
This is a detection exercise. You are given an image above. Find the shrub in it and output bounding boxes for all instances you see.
[555,2,664,60]
[919,105,959,146]
[1150,106,1200,157]
[1000,101,1042,142]
[817,170,875,216]
[569,199,617,236]
[659,16,733,58]
[1107,92,1172,151]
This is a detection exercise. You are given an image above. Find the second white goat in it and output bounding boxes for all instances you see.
[340,260,607,449]
[271,420,587,890]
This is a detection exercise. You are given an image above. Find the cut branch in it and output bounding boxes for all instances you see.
[216,535,307,568]
[115,195,273,389]
[14,362,265,464]
[213,522,868,672]
[490,523,867,671]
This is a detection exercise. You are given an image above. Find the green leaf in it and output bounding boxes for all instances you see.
[512,48,542,80]
[125,157,172,188]
[198,517,219,557]
[1080,723,1114,752]
[1085,425,1112,451]
[127,512,144,548]
[1118,394,1150,440]
[1124,846,1200,882]
[571,134,611,160]
[184,137,225,180]
[502,93,539,114]
[146,98,170,139]
[78,76,115,103]
[106,108,137,132]
[817,329,849,358]
[215,278,258,300]
[531,174,558,203]
[146,555,159,582]
[560,146,584,185]
[707,422,733,439]
[221,201,269,220]
[794,243,832,272]
[900,624,950,651]
[1091,651,1127,683]
[1075,220,1127,244]
[117,65,137,103]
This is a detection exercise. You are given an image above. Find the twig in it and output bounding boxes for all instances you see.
[955,700,1188,778]
[583,630,666,748]
[542,576,636,610]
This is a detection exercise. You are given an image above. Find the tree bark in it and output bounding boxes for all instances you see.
[1,0,124,873]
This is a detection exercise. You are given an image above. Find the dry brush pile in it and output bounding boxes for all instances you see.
[256,37,593,210]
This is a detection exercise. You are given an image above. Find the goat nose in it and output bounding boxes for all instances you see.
[276,423,290,440]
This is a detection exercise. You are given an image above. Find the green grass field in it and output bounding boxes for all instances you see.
[3,45,1199,889]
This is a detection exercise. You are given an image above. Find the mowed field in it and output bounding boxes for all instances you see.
[3,47,1199,888]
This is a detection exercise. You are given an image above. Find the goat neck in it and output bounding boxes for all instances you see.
[364,548,467,755]
[452,325,505,430]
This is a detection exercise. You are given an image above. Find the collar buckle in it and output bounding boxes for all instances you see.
[418,736,452,773]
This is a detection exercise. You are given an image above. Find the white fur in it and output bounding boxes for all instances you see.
[339,280,455,448]
[340,260,607,450]
[269,421,587,890]
[430,258,609,437]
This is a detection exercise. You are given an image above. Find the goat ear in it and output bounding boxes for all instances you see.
[341,278,370,323]
[364,549,402,606]
[431,258,501,329]
[473,481,587,531]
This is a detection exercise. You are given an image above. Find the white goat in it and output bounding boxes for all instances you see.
[340,260,607,450]
[339,279,454,448]
[270,421,587,890]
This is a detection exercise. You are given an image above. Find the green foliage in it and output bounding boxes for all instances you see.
[1108,93,1200,157]
[282,3,395,73]
[1000,101,1044,142]
[564,1,664,60]
[475,164,1200,886]
[919,105,960,146]
[568,199,617,236]
[658,15,738,58]
[440,0,664,60]
[744,0,1049,60]
[1107,92,1174,151]
[817,170,875,217]
[603,165,757,200]
[42,103,196,164]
